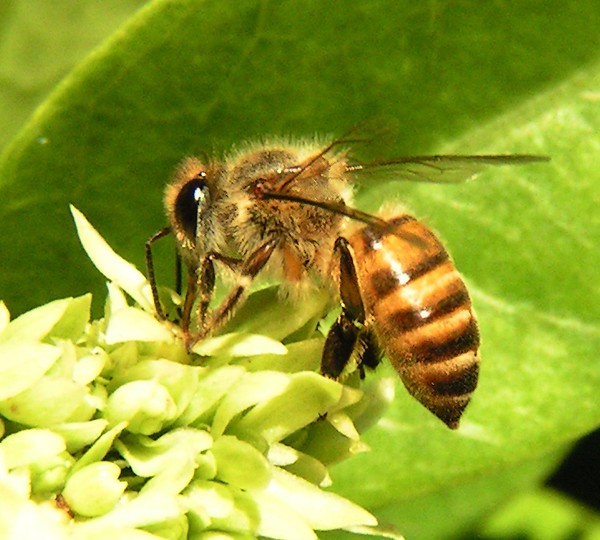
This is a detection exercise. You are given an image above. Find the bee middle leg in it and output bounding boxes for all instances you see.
[191,238,280,343]
[178,251,241,347]
[321,237,382,379]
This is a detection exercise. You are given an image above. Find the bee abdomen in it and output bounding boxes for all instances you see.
[367,233,479,426]
[384,283,471,334]
[384,294,480,428]
[352,215,480,428]
[401,350,480,429]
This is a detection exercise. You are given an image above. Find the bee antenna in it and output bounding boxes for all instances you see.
[260,190,387,228]
[276,132,371,192]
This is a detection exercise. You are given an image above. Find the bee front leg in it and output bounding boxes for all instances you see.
[181,266,198,340]
[145,226,172,320]
[321,237,373,379]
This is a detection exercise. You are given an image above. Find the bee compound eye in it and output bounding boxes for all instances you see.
[174,177,209,240]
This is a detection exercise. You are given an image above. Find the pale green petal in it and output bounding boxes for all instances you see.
[106,281,130,314]
[212,435,271,490]
[72,422,127,474]
[73,352,106,385]
[140,455,196,497]
[327,411,360,441]
[0,302,10,334]
[48,294,92,341]
[250,489,318,540]
[79,491,183,530]
[268,445,331,487]
[0,376,92,426]
[0,341,60,400]
[233,372,343,443]
[0,297,70,344]
[220,286,329,342]
[267,443,299,467]
[174,365,245,427]
[266,467,378,530]
[105,380,177,434]
[29,452,72,494]
[301,419,371,466]
[70,206,154,313]
[109,360,201,419]
[105,307,174,344]
[192,332,287,357]
[117,429,212,477]
[184,480,235,520]
[50,420,109,454]
[239,338,322,373]
[0,429,66,469]
[62,461,126,517]
[211,371,291,438]
[207,489,260,535]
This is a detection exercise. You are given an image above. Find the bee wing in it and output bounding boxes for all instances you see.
[347,154,549,184]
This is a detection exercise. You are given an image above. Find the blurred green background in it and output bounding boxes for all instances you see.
[0,1,599,539]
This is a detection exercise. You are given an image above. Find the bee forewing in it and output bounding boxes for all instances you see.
[348,154,549,184]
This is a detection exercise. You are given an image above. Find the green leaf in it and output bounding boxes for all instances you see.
[0,1,147,150]
[478,487,600,540]
[1,1,599,537]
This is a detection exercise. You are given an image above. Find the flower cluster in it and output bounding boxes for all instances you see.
[0,208,396,540]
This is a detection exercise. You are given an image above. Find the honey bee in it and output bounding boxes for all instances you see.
[146,134,547,428]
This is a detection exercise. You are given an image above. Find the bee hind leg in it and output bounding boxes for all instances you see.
[356,330,383,379]
[321,236,377,378]
[321,312,361,378]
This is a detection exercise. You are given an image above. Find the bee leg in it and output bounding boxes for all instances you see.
[195,252,242,332]
[195,238,280,340]
[321,237,367,378]
[356,330,383,379]
[145,226,172,320]
[321,313,360,378]
[181,266,198,340]
[178,252,242,350]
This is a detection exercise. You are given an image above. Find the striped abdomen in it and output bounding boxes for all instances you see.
[349,215,480,428]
